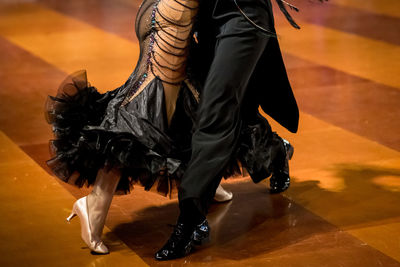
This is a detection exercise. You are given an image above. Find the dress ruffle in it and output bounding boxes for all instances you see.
[46,71,285,196]
[45,71,194,195]
[237,114,286,183]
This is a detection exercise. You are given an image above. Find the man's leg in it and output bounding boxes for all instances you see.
[155,20,272,260]
[179,31,270,208]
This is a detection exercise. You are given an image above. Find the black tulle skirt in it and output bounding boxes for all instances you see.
[45,71,284,196]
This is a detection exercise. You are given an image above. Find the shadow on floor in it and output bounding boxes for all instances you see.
[289,163,400,229]
[107,182,343,264]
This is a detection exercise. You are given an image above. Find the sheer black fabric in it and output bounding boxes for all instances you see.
[46,0,200,195]
[46,71,198,195]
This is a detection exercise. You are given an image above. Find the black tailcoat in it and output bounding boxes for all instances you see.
[179,0,300,208]
[189,0,299,133]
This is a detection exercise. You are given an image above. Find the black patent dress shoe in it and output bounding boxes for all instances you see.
[270,138,294,194]
[155,220,210,261]
[155,222,193,261]
[192,219,210,245]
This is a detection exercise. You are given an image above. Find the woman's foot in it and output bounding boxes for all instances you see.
[213,184,233,202]
[67,196,109,254]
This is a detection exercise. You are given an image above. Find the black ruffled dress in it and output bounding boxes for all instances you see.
[45,0,284,196]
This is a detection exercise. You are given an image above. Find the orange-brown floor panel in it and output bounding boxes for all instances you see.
[0,0,399,266]
[0,132,148,267]
[2,131,399,266]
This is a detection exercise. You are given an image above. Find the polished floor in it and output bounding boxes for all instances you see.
[0,0,399,266]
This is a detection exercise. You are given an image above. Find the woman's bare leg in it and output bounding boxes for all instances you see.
[87,168,121,241]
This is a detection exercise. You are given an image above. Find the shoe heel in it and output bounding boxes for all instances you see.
[287,144,294,160]
[193,235,210,246]
[66,212,77,222]
[66,204,78,222]
[192,220,210,246]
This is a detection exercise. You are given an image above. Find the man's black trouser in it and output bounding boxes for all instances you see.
[178,15,274,218]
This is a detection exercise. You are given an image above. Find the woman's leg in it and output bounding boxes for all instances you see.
[87,168,121,240]
[67,168,120,254]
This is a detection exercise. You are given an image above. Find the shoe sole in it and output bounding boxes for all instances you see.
[192,235,210,246]
[286,143,294,161]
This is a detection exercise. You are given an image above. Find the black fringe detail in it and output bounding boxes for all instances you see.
[275,0,301,29]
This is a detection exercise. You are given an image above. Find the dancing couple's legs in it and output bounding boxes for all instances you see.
[68,167,230,255]
[179,30,270,220]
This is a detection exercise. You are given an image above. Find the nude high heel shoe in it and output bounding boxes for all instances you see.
[67,196,109,254]
[213,184,233,202]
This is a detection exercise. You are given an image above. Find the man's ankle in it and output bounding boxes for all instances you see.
[179,199,206,226]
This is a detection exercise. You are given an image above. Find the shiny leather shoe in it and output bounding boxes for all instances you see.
[213,184,233,203]
[66,197,109,254]
[192,219,210,245]
[155,222,194,261]
[270,138,294,194]
[155,219,210,261]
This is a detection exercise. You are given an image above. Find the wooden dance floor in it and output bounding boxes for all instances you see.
[0,0,399,266]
